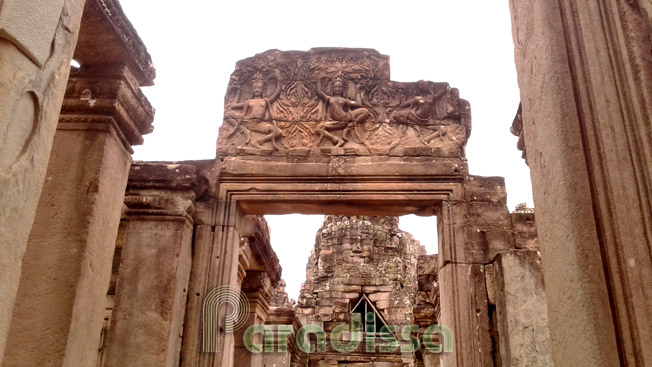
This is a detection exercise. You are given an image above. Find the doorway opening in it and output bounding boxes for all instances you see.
[264,214,438,304]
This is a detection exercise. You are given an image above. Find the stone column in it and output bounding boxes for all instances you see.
[0,0,85,361]
[438,176,513,367]
[234,271,273,367]
[492,250,552,366]
[262,307,295,367]
[191,204,247,367]
[180,223,216,367]
[3,65,153,367]
[183,210,281,367]
[438,263,492,367]
[188,201,254,367]
[509,1,652,365]
[103,190,195,367]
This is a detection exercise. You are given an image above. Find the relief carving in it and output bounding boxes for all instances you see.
[216,48,470,158]
[315,76,370,147]
[222,71,283,149]
[390,81,450,146]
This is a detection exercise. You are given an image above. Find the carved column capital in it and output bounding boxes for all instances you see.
[237,239,251,285]
[241,270,274,320]
[122,161,211,222]
[123,194,195,220]
[60,64,154,153]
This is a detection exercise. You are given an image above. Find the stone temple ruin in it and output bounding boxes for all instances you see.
[293,216,427,366]
[1,1,652,367]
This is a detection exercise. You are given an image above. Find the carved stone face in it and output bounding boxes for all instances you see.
[252,80,264,97]
[332,80,344,95]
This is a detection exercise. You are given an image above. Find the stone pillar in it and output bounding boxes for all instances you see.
[492,250,552,366]
[188,205,269,367]
[262,307,295,367]
[3,65,153,367]
[180,223,215,367]
[438,176,513,367]
[0,0,85,361]
[438,263,492,367]
[182,209,281,367]
[203,206,248,367]
[509,1,652,365]
[234,271,273,367]
[103,189,195,367]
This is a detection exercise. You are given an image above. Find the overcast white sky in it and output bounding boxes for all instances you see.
[119,0,531,300]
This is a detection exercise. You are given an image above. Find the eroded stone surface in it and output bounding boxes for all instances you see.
[0,1,86,360]
[493,250,552,367]
[216,48,470,160]
[509,1,652,365]
[0,0,65,65]
[2,2,155,364]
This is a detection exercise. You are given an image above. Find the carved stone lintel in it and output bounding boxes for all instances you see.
[216,49,471,159]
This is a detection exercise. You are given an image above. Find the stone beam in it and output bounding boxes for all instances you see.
[127,161,211,196]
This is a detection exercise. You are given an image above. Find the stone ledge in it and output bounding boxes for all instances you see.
[127,160,211,198]
[123,195,194,218]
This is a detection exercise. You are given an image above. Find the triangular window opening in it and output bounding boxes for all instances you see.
[350,294,391,335]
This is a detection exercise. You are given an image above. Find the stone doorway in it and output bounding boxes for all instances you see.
[104,48,551,367]
[170,48,549,367]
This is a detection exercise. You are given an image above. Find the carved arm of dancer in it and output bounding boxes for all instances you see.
[315,78,330,119]
[223,84,245,140]
[266,70,283,106]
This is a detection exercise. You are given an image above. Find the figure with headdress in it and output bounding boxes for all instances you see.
[390,80,449,144]
[223,70,283,149]
[314,76,371,147]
